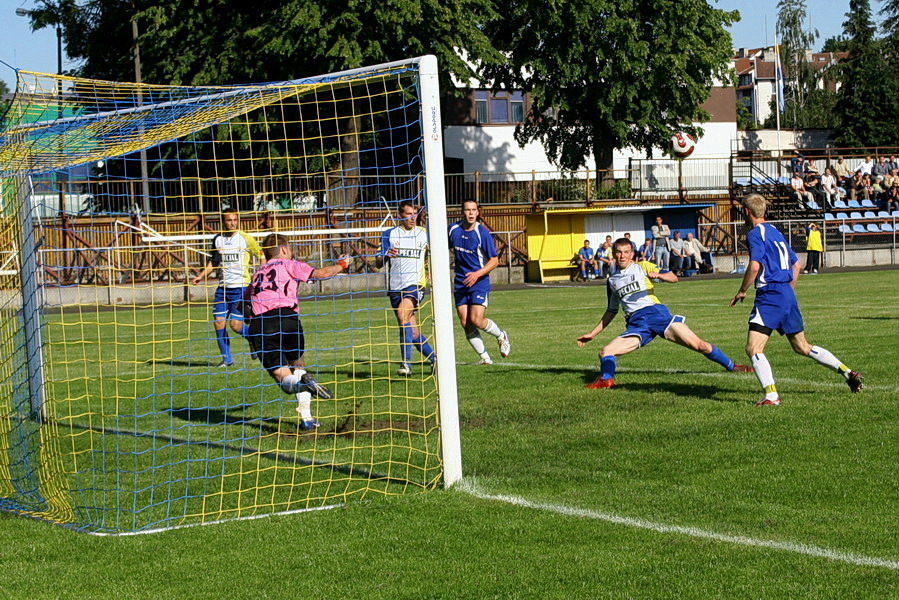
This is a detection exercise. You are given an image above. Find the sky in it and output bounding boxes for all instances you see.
[0,0,889,92]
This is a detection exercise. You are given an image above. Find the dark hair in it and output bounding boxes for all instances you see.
[399,199,415,212]
[261,233,289,260]
[222,207,238,216]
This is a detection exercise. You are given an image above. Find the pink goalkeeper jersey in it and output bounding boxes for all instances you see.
[246,259,315,315]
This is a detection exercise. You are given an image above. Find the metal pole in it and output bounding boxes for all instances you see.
[132,6,151,215]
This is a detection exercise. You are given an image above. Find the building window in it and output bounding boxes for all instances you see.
[473,90,525,124]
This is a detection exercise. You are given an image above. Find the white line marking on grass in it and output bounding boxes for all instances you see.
[457,480,899,570]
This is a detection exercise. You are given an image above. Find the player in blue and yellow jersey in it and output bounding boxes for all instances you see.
[577,237,751,388]
[448,199,510,365]
[377,200,435,376]
[191,208,264,367]
[730,194,863,406]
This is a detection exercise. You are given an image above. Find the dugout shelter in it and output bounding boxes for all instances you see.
[525,204,714,282]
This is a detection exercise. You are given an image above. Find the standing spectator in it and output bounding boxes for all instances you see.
[730,193,863,406]
[650,215,671,271]
[803,223,822,274]
[376,200,436,376]
[191,208,264,367]
[638,238,654,262]
[872,156,891,180]
[448,199,510,365]
[683,232,711,272]
[577,239,598,281]
[789,151,807,174]
[820,166,843,209]
[790,170,814,208]
[245,234,347,430]
[834,156,852,186]
[668,230,688,275]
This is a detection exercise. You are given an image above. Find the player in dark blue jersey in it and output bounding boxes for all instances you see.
[448,200,510,364]
[730,194,863,406]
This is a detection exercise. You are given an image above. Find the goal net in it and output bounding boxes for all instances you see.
[0,56,460,534]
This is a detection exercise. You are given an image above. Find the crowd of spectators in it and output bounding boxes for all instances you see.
[788,152,899,212]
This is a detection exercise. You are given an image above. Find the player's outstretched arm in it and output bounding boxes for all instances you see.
[576,310,617,347]
[311,256,351,280]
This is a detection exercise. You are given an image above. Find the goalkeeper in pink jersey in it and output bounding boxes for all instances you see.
[245,234,349,430]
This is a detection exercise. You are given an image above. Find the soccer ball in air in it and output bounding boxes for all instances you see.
[670,132,696,159]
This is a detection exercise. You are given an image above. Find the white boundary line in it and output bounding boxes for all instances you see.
[457,480,899,570]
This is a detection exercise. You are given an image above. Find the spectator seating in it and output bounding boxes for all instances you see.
[861,199,877,209]
[847,199,862,209]
[824,210,897,241]
[833,199,849,209]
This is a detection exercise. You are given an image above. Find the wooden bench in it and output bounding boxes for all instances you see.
[526,258,581,283]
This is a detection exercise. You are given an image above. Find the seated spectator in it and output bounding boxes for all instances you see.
[872,176,885,202]
[596,241,613,278]
[873,155,891,179]
[884,184,899,212]
[623,232,639,257]
[834,156,852,187]
[888,155,899,173]
[848,171,870,201]
[682,232,710,272]
[577,239,598,280]
[790,170,814,208]
[637,238,654,262]
[856,155,874,177]
[804,171,826,208]
[805,158,819,173]
[884,168,899,191]
[668,230,688,275]
[820,166,843,209]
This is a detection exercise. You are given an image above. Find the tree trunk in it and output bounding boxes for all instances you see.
[593,136,615,189]
[331,115,361,206]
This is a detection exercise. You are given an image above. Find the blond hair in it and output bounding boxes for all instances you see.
[741,193,768,219]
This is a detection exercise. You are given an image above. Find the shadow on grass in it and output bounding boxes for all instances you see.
[583,380,743,403]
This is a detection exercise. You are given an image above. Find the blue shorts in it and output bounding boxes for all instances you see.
[213,286,247,321]
[620,304,684,347]
[749,284,804,335]
[454,288,489,307]
[389,286,425,309]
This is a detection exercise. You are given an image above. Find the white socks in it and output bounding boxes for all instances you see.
[808,345,846,373]
[482,319,502,339]
[296,391,313,420]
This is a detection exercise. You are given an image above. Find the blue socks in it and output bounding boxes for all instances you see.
[705,345,734,370]
[600,356,617,380]
[413,333,436,364]
[402,323,436,364]
[216,328,232,364]
[238,322,250,339]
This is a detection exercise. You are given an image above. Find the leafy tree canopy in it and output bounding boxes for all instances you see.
[479,0,737,173]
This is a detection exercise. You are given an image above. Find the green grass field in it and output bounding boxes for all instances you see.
[1,270,898,599]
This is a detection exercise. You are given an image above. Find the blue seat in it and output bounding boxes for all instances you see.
[863,211,877,218]
[877,211,890,217]
[848,199,862,209]
[892,210,899,218]
[824,213,836,221]
[850,211,863,219]
[866,223,880,233]
[881,223,895,232]
[735,177,750,187]
[838,224,852,234]
[833,199,848,209]
[807,199,821,211]
[861,199,877,208]
[852,224,866,233]
[836,212,849,220]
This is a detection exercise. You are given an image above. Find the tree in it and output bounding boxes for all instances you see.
[23,1,503,205]
[478,0,737,179]
[776,0,818,129]
[833,0,899,147]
